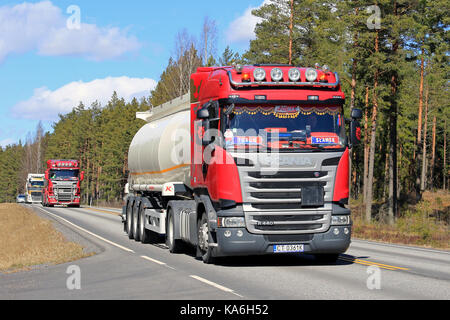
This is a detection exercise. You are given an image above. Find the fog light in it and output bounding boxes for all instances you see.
[333,228,340,236]
[344,228,350,235]
[236,230,243,238]
[331,215,350,226]
[224,230,232,238]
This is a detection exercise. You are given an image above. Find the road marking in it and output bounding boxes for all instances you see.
[38,207,135,253]
[140,255,176,270]
[79,207,121,216]
[140,255,166,265]
[339,256,409,271]
[190,275,243,298]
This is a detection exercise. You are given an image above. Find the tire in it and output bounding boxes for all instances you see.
[139,205,158,244]
[166,208,184,253]
[132,200,141,242]
[314,254,340,264]
[197,211,215,264]
[126,200,134,239]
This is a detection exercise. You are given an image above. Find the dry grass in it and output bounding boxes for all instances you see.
[0,204,92,273]
[351,190,450,250]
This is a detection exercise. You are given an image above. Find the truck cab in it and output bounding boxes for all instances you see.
[42,160,84,207]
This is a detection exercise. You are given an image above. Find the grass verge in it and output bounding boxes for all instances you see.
[0,204,93,273]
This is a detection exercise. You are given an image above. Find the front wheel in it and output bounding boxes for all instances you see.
[197,211,215,264]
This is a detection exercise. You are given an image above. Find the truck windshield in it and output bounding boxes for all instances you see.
[30,181,44,188]
[222,105,345,151]
[50,170,79,181]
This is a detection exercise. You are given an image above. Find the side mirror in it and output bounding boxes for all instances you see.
[197,108,209,120]
[351,108,363,120]
[80,171,85,182]
[350,120,361,147]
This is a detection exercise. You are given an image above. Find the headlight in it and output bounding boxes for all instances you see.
[253,68,266,82]
[331,215,351,226]
[305,68,318,82]
[217,217,246,228]
[270,68,283,82]
[288,68,301,82]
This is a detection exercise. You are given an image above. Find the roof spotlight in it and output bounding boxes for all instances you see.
[253,68,266,82]
[288,68,301,82]
[270,68,283,82]
[305,68,318,82]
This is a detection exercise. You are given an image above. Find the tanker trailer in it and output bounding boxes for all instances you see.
[123,94,193,244]
[123,65,361,264]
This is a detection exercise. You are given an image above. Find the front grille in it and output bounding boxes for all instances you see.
[56,188,73,202]
[256,224,322,231]
[234,152,341,234]
[253,214,324,222]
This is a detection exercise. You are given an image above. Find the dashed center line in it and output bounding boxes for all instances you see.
[190,275,244,298]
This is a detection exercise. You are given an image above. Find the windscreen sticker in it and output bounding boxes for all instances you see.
[229,136,263,145]
[274,106,300,113]
[312,136,339,144]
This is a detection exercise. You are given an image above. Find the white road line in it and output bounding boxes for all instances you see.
[190,275,243,298]
[140,255,177,270]
[140,255,166,265]
[38,207,135,253]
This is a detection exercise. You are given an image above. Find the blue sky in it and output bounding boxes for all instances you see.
[0,0,266,147]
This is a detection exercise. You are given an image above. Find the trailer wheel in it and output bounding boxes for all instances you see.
[139,205,158,244]
[132,200,141,242]
[166,208,184,253]
[126,200,134,239]
[197,211,215,264]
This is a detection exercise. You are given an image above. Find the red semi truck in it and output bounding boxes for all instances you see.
[42,159,84,208]
[122,64,362,264]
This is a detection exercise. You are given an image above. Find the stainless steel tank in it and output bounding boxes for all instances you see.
[128,95,191,188]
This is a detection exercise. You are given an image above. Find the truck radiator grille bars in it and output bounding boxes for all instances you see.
[235,153,339,235]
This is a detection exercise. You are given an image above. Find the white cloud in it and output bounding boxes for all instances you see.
[12,77,157,121]
[0,1,141,63]
[226,0,271,44]
[0,138,15,148]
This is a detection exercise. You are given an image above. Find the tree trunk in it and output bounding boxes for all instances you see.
[443,119,447,190]
[417,51,425,147]
[420,86,429,191]
[387,2,398,225]
[363,87,370,202]
[430,115,436,189]
[288,0,294,65]
[365,31,379,223]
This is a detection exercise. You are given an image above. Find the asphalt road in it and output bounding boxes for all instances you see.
[0,204,449,300]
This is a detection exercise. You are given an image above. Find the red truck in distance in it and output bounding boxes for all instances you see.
[42,159,84,208]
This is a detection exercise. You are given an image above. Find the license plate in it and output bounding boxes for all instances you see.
[273,244,304,253]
